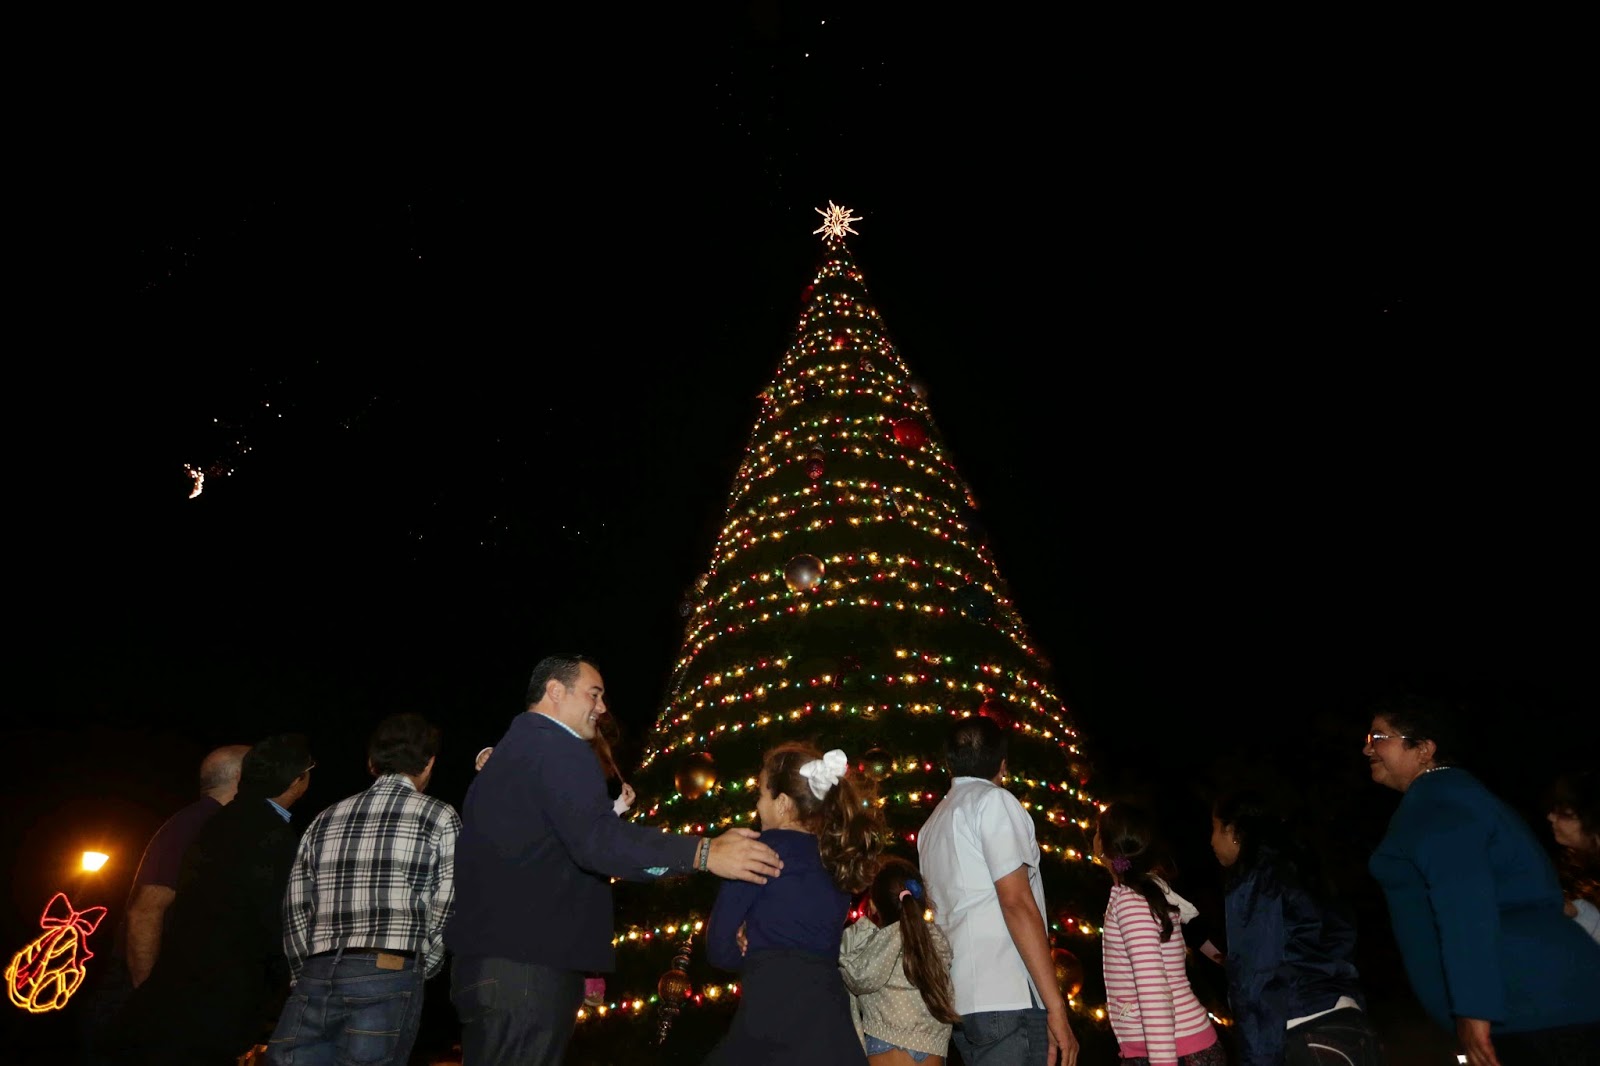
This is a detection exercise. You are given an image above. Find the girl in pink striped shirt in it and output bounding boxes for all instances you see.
[1097,803,1225,1066]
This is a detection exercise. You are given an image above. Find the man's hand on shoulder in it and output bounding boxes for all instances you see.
[707,828,783,884]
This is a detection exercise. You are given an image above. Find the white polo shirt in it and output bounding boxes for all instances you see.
[917,776,1048,1016]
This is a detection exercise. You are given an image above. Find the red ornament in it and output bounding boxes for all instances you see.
[892,418,927,449]
[978,698,1014,731]
[804,458,825,480]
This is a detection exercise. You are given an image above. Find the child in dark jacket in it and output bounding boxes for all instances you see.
[1211,790,1381,1065]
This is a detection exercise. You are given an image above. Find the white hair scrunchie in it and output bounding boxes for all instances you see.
[798,749,849,799]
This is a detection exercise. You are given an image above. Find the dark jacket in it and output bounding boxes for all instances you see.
[1223,846,1365,1065]
[109,796,301,1063]
[445,713,699,971]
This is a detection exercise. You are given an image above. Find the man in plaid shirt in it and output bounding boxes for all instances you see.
[265,713,461,1065]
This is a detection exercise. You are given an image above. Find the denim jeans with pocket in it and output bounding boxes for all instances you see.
[450,955,584,1066]
[951,1008,1051,1066]
[265,950,425,1066]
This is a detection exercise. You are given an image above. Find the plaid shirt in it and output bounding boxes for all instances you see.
[283,773,461,979]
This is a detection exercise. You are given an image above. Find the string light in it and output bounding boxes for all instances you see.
[608,224,1111,1038]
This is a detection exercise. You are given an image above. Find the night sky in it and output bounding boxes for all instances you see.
[7,8,1588,1058]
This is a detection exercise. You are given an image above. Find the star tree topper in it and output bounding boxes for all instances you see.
[813,201,862,240]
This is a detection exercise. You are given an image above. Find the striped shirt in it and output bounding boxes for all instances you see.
[1101,883,1217,1065]
[283,774,461,980]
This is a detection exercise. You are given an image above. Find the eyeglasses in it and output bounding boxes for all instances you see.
[1366,732,1413,746]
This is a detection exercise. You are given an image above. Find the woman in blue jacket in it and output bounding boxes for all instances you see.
[1364,698,1600,1066]
[1210,789,1382,1065]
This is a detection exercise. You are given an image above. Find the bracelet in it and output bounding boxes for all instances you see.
[695,837,710,872]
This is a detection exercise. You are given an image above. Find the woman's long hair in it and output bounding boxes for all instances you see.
[762,742,883,893]
[1097,803,1179,941]
[590,714,622,781]
[867,857,960,1025]
[1212,789,1336,902]
[1546,771,1600,904]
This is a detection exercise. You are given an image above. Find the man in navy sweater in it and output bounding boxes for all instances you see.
[445,653,783,1065]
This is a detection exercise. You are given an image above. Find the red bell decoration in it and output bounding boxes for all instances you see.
[805,458,825,480]
[892,418,927,449]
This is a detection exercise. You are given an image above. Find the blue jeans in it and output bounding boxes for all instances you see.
[951,1008,1050,1066]
[265,950,425,1066]
[450,956,584,1066]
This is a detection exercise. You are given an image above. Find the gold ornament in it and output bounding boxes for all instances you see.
[860,748,892,781]
[657,968,692,1003]
[655,933,697,1044]
[675,752,717,800]
[1052,946,1084,997]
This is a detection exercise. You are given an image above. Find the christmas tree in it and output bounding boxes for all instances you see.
[569,205,1114,1064]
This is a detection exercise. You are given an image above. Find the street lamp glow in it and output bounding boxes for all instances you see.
[80,852,109,873]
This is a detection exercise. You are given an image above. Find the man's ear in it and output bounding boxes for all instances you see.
[367,759,378,777]
[422,755,436,777]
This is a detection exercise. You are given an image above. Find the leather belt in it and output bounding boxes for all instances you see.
[311,945,417,959]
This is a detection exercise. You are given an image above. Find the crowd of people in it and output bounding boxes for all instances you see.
[72,658,1600,1066]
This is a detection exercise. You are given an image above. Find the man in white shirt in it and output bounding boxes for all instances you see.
[918,716,1078,1066]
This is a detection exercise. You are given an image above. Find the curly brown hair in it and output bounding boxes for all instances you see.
[762,742,884,894]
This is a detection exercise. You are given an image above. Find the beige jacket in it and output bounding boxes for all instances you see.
[839,917,955,1056]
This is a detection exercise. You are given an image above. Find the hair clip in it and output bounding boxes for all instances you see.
[1109,856,1132,874]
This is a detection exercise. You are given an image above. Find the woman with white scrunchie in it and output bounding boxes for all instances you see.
[704,743,885,1065]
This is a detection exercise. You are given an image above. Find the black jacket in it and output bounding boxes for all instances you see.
[1223,846,1366,1065]
[109,796,301,1063]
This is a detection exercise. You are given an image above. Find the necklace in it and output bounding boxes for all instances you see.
[1419,765,1452,776]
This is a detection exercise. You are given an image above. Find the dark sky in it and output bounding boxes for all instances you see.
[8,6,1588,988]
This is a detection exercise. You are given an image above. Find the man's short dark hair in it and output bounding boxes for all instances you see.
[525,653,599,708]
[238,734,314,797]
[369,713,441,776]
[946,715,1008,780]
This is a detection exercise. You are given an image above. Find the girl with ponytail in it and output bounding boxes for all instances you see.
[705,742,885,1065]
[840,856,959,1065]
[1097,802,1224,1066]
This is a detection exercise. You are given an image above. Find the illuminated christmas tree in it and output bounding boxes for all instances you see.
[569,205,1112,1063]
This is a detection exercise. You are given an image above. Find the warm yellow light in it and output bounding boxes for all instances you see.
[80,853,109,873]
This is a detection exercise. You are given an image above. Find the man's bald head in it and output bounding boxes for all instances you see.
[198,744,252,804]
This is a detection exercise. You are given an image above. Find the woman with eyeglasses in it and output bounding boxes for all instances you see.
[1210,789,1382,1065]
[1363,698,1600,1066]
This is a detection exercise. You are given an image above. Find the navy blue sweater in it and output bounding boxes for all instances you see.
[1370,768,1600,1034]
[706,829,849,971]
[445,713,698,971]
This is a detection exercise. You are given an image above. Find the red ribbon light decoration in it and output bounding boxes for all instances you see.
[7,892,107,1013]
